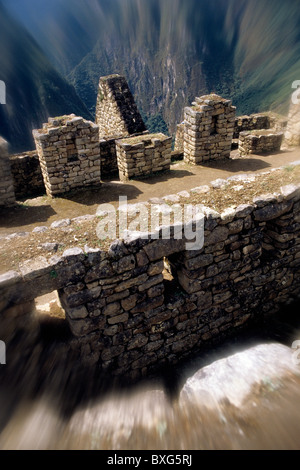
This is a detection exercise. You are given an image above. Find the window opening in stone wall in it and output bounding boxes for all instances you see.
[163,255,185,303]
[210,115,218,136]
[67,137,79,163]
[34,292,71,343]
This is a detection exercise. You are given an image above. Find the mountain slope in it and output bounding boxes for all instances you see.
[3,0,300,136]
[0,2,92,152]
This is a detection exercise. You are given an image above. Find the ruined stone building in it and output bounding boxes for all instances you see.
[33,115,101,197]
[184,94,236,165]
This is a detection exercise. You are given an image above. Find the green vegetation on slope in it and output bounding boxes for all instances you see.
[0,2,92,152]
[2,0,300,141]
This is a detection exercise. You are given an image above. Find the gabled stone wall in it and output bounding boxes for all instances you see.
[0,137,16,206]
[96,75,147,138]
[184,94,236,164]
[33,115,101,197]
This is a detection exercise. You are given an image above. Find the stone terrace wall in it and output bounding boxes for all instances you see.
[1,182,300,378]
[116,133,172,182]
[95,75,147,138]
[10,151,45,199]
[0,137,16,206]
[33,115,101,197]
[184,94,236,165]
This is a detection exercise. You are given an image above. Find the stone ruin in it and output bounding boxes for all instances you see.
[33,115,101,197]
[175,111,287,154]
[0,78,298,206]
[184,94,236,164]
[239,129,284,156]
[10,150,44,199]
[0,137,16,206]
[96,74,147,138]
[96,74,148,178]
[116,133,172,182]
[233,112,286,139]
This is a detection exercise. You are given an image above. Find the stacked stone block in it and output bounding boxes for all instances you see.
[239,130,284,156]
[10,151,45,198]
[33,115,101,197]
[0,137,16,206]
[116,133,172,181]
[234,112,287,140]
[96,74,147,138]
[234,113,269,139]
[184,94,236,164]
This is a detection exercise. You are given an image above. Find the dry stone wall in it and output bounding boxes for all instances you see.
[1,181,300,379]
[33,115,101,197]
[116,133,172,181]
[233,113,287,139]
[239,130,284,156]
[10,151,45,198]
[96,75,147,138]
[184,94,236,164]
[0,137,16,206]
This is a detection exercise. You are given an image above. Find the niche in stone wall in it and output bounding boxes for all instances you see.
[210,115,218,136]
[162,254,185,302]
[67,137,79,163]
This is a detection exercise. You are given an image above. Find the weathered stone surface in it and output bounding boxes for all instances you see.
[127,334,149,351]
[205,226,229,246]
[143,238,186,261]
[108,313,129,325]
[33,226,49,233]
[102,302,122,317]
[254,201,293,221]
[51,219,71,229]
[180,344,299,409]
[185,254,213,270]
[68,306,89,320]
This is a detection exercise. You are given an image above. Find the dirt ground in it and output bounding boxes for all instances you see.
[0,148,299,237]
